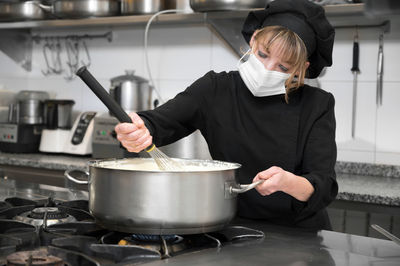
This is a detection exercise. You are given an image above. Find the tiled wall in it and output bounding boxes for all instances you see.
[0,17,399,165]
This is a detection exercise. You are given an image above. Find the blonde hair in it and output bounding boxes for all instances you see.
[251,26,309,103]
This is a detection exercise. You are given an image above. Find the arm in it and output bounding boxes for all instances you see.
[115,72,216,151]
[138,72,215,147]
[254,93,338,210]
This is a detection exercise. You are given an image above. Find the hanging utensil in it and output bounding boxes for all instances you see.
[371,224,400,246]
[351,28,360,139]
[41,38,52,76]
[376,33,384,106]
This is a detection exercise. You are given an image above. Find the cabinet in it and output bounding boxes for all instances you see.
[0,4,391,72]
[328,200,400,240]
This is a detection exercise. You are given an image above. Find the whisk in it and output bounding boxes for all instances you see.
[144,143,183,171]
[76,66,182,171]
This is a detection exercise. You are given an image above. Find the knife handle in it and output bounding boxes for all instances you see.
[351,39,360,73]
[377,34,384,106]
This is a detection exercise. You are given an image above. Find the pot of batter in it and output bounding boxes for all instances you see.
[65,157,262,234]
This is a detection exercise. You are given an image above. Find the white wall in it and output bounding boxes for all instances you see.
[0,17,399,165]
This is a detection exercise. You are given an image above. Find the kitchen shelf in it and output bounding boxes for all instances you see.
[0,12,206,29]
[0,3,391,71]
[0,4,387,29]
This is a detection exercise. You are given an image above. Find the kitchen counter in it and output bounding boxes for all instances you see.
[144,219,400,266]
[0,152,400,207]
[0,178,399,266]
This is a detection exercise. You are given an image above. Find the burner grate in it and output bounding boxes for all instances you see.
[28,207,69,220]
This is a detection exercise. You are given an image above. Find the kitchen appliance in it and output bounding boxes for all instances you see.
[121,0,165,15]
[0,90,49,153]
[65,158,263,234]
[39,99,75,153]
[0,195,264,265]
[189,0,267,12]
[92,69,152,159]
[1,179,399,266]
[64,111,97,155]
[92,112,140,158]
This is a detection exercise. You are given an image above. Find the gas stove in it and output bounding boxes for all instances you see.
[0,197,264,265]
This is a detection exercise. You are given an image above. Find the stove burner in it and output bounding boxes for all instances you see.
[130,234,181,243]
[13,207,77,227]
[28,207,69,220]
[6,249,64,266]
[0,201,11,211]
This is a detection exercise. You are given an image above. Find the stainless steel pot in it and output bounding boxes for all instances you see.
[65,158,262,234]
[0,0,51,22]
[190,0,267,12]
[121,0,165,15]
[39,0,120,18]
[109,70,152,113]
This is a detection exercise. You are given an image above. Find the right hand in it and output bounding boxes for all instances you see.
[114,112,152,153]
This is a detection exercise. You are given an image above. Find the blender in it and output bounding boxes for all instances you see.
[39,99,75,153]
[0,90,49,153]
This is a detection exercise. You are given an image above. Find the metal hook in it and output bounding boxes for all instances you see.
[41,37,52,76]
[80,39,91,68]
[64,37,77,80]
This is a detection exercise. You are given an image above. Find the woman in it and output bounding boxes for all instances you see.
[115,0,338,230]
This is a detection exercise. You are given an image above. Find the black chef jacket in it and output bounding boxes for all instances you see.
[138,71,338,230]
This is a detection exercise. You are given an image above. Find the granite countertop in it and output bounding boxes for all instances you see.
[0,152,399,207]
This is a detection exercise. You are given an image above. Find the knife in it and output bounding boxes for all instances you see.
[376,33,384,106]
[351,30,360,139]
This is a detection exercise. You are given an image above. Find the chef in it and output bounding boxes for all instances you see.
[115,0,338,230]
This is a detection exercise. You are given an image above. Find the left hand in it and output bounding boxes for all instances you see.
[252,166,292,196]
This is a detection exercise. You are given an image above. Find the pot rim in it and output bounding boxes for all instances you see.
[88,157,241,173]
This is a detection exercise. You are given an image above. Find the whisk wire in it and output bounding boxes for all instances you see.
[145,144,183,171]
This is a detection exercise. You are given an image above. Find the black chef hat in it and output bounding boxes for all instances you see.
[241,0,335,78]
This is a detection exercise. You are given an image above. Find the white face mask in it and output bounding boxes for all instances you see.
[237,51,291,97]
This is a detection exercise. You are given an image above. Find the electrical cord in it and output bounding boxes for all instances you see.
[144,9,185,105]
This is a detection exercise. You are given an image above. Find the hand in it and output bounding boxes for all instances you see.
[252,166,315,202]
[252,166,292,196]
[114,112,152,153]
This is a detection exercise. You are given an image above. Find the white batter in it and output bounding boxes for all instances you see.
[95,158,238,172]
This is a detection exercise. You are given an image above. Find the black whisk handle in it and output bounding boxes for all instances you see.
[76,66,131,123]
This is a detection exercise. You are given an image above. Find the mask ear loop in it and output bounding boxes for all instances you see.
[237,48,252,69]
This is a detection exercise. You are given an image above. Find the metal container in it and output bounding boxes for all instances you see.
[160,130,212,160]
[43,100,75,129]
[190,0,267,12]
[65,158,262,234]
[0,0,51,22]
[121,0,165,15]
[39,0,120,18]
[110,70,152,113]
[10,91,50,125]
[165,0,192,12]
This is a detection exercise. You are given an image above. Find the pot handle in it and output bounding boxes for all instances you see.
[64,169,89,185]
[37,3,52,13]
[230,179,264,194]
